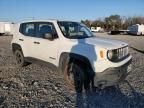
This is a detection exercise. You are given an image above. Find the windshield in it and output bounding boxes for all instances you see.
[58,21,94,39]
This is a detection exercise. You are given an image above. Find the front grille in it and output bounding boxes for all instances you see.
[109,46,129,62]
[118,46,129,59]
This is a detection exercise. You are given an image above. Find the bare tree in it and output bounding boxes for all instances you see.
[81,15,144,31]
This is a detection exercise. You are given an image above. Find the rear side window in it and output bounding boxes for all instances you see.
[19,23,35,37]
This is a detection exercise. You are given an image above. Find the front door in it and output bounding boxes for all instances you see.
[31,22,59,65]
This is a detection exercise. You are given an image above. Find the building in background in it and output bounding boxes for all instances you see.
[0,22,14,36]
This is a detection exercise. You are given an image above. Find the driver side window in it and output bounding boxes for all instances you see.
[36,22,58,38]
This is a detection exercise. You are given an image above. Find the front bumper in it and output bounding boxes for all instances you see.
[94,58,132,88]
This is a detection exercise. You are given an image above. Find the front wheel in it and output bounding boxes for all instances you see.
[14,50,27,67]
[64,63,89,93]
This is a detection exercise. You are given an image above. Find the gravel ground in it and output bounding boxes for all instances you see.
[0,36,144,108]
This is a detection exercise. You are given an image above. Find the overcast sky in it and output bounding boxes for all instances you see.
[0,0,144,22]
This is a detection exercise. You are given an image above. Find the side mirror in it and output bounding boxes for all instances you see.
[44,33,53,40]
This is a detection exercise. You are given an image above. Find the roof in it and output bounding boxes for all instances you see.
[18,19,80,24]
[19,19,58,24]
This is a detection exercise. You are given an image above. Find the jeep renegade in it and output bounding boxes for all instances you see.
[11,20,132,92]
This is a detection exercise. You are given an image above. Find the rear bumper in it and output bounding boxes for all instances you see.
[94,58,132,88]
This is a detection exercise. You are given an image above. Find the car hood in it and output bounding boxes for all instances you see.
[78,37,128,50]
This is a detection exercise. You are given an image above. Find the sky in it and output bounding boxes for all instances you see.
[0,0,144,22]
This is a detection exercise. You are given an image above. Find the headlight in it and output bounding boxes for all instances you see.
[107,46,129,62]
[107,50,113,59]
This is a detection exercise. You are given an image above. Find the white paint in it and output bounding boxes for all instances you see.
[11,20,132,73]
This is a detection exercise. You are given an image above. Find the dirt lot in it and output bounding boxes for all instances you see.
[0,35,144,108]
[96,33,144,52]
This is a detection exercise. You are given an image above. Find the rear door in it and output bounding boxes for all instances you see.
[19,22,37,57]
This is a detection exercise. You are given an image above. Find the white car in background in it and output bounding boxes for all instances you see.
[91,27,104,32]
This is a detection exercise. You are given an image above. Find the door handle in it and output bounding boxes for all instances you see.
[19,39,24,41]
[33,41,40,44]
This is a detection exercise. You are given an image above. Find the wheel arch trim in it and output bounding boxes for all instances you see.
[59,52,93,72]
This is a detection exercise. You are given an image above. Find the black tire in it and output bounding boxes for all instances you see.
[83,71,90,91]
[14,50,27,67]
[64,63,89,93]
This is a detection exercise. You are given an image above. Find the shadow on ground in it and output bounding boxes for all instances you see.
[75,81,144,108]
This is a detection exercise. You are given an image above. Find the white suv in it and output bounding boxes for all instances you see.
[11,20,132,92]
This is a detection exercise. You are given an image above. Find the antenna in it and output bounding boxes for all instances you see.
[32,17,35,20]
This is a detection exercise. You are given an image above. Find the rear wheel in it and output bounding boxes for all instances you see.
[64,63,90,93]
[14,50,27,67]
